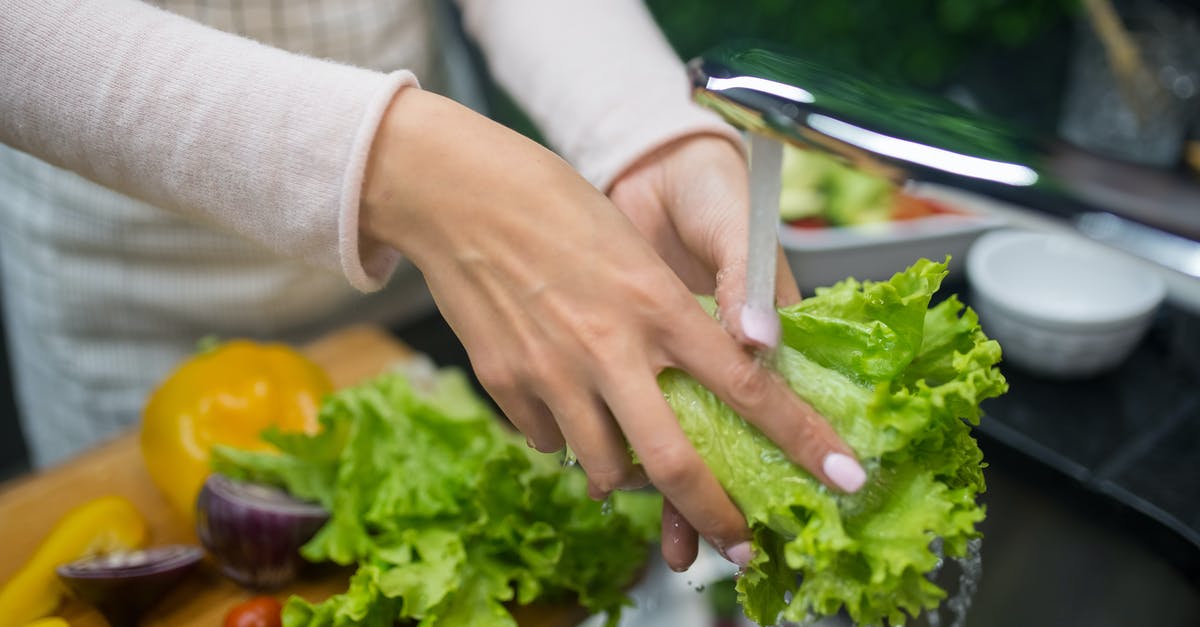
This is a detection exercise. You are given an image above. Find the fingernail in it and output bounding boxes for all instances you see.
[740,304,780,349]
[823,453,867,493]
[725,541,753,568]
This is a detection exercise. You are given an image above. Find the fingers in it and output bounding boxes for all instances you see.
[714,246,802,350]
[481,349,649,500]
[713,256,778,350]
[660,500,699,572]
[601,369,751,562]
[773,246,802,307]
[588,469,650,501]
[670,321,866,494]
[486,388,564,453]
[541,389,646,499]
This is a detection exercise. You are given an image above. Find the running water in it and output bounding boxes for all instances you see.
[945,538,983,627]
[926,539,946,627]
[926,538,983,627]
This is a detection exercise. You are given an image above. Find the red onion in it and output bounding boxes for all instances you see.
[56,544,203,627]
[195,473,329,590]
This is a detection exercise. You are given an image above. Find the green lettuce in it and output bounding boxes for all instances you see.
[213,366,661,627]
[660,257,1006,626]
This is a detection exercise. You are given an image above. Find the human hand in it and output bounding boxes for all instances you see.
[609,134,801,347]
[608,134,865,569]
[361,90,864,571]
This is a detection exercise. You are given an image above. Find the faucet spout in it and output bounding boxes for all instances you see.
[689,42,1200,279]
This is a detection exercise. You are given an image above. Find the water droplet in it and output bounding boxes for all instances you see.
[759,449,785,464]
[929,537,946,574]
[600,496,613,516]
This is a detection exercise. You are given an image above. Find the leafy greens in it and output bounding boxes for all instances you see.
[213,364,661,627]
[212,256,1001,627]
[661,257,1006,626]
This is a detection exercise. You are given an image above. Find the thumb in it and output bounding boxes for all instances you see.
[715,245,802,350]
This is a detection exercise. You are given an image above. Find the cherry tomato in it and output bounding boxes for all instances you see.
[223,596,283,627]
[785,216,830,230]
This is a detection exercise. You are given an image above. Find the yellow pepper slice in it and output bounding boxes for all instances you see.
[0,496,147,627]
[22,619,70,627]
[140,339,332,523]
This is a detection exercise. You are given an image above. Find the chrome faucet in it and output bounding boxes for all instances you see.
[689,42,1200,280]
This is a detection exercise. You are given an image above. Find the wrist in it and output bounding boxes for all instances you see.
[609,132,745,195]
[358,86,601,270]
[360,86,426,257]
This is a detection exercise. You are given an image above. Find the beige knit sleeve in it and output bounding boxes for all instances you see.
[455,0,743,192]
[0,0,416,292]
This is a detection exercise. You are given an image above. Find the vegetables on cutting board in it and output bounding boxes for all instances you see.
[141,339,333,524]
[0,496,148,627]
[122,260,996,627]
[662,258,1006,626]
[55,545,203,627]
[212,365,661,627]
[224,596,284,627]
[197,474,330,589]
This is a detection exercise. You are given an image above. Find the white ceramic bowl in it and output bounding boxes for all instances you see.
[967,229,1166,378]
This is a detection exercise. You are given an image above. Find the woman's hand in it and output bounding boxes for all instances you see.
[609,134,801,347]
[609,134,866,569]
[361,89,864,571]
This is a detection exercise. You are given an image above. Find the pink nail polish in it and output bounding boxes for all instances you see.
[725,541,753,568]
[740,304,780,348]
[823,453,867,492]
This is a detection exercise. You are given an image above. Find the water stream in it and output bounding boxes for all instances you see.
[925,538,983,627]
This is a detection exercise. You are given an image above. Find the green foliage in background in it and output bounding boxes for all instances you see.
[646,0,1078,87]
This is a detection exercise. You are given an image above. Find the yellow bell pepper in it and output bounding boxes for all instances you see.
[0,496,147,627]
[140,339,331,523]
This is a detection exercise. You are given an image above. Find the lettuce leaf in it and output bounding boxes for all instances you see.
[660,258,1006,626]
[214,367,660,627]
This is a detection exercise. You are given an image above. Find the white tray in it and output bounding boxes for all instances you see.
[779,183,1006,294]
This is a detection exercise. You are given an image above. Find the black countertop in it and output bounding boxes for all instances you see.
[974,296,1200,575]
[864,280,1200,626]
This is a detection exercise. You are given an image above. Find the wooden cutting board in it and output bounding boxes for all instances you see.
[0,325,588,627]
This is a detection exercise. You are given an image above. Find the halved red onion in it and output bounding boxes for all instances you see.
[195,473,330,590]
[56,544,203,627]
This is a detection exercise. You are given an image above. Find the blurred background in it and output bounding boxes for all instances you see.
[492,0,1105,148]
[649,0,1078,130]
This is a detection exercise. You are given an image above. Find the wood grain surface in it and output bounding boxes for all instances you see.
[0,325,588,627]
